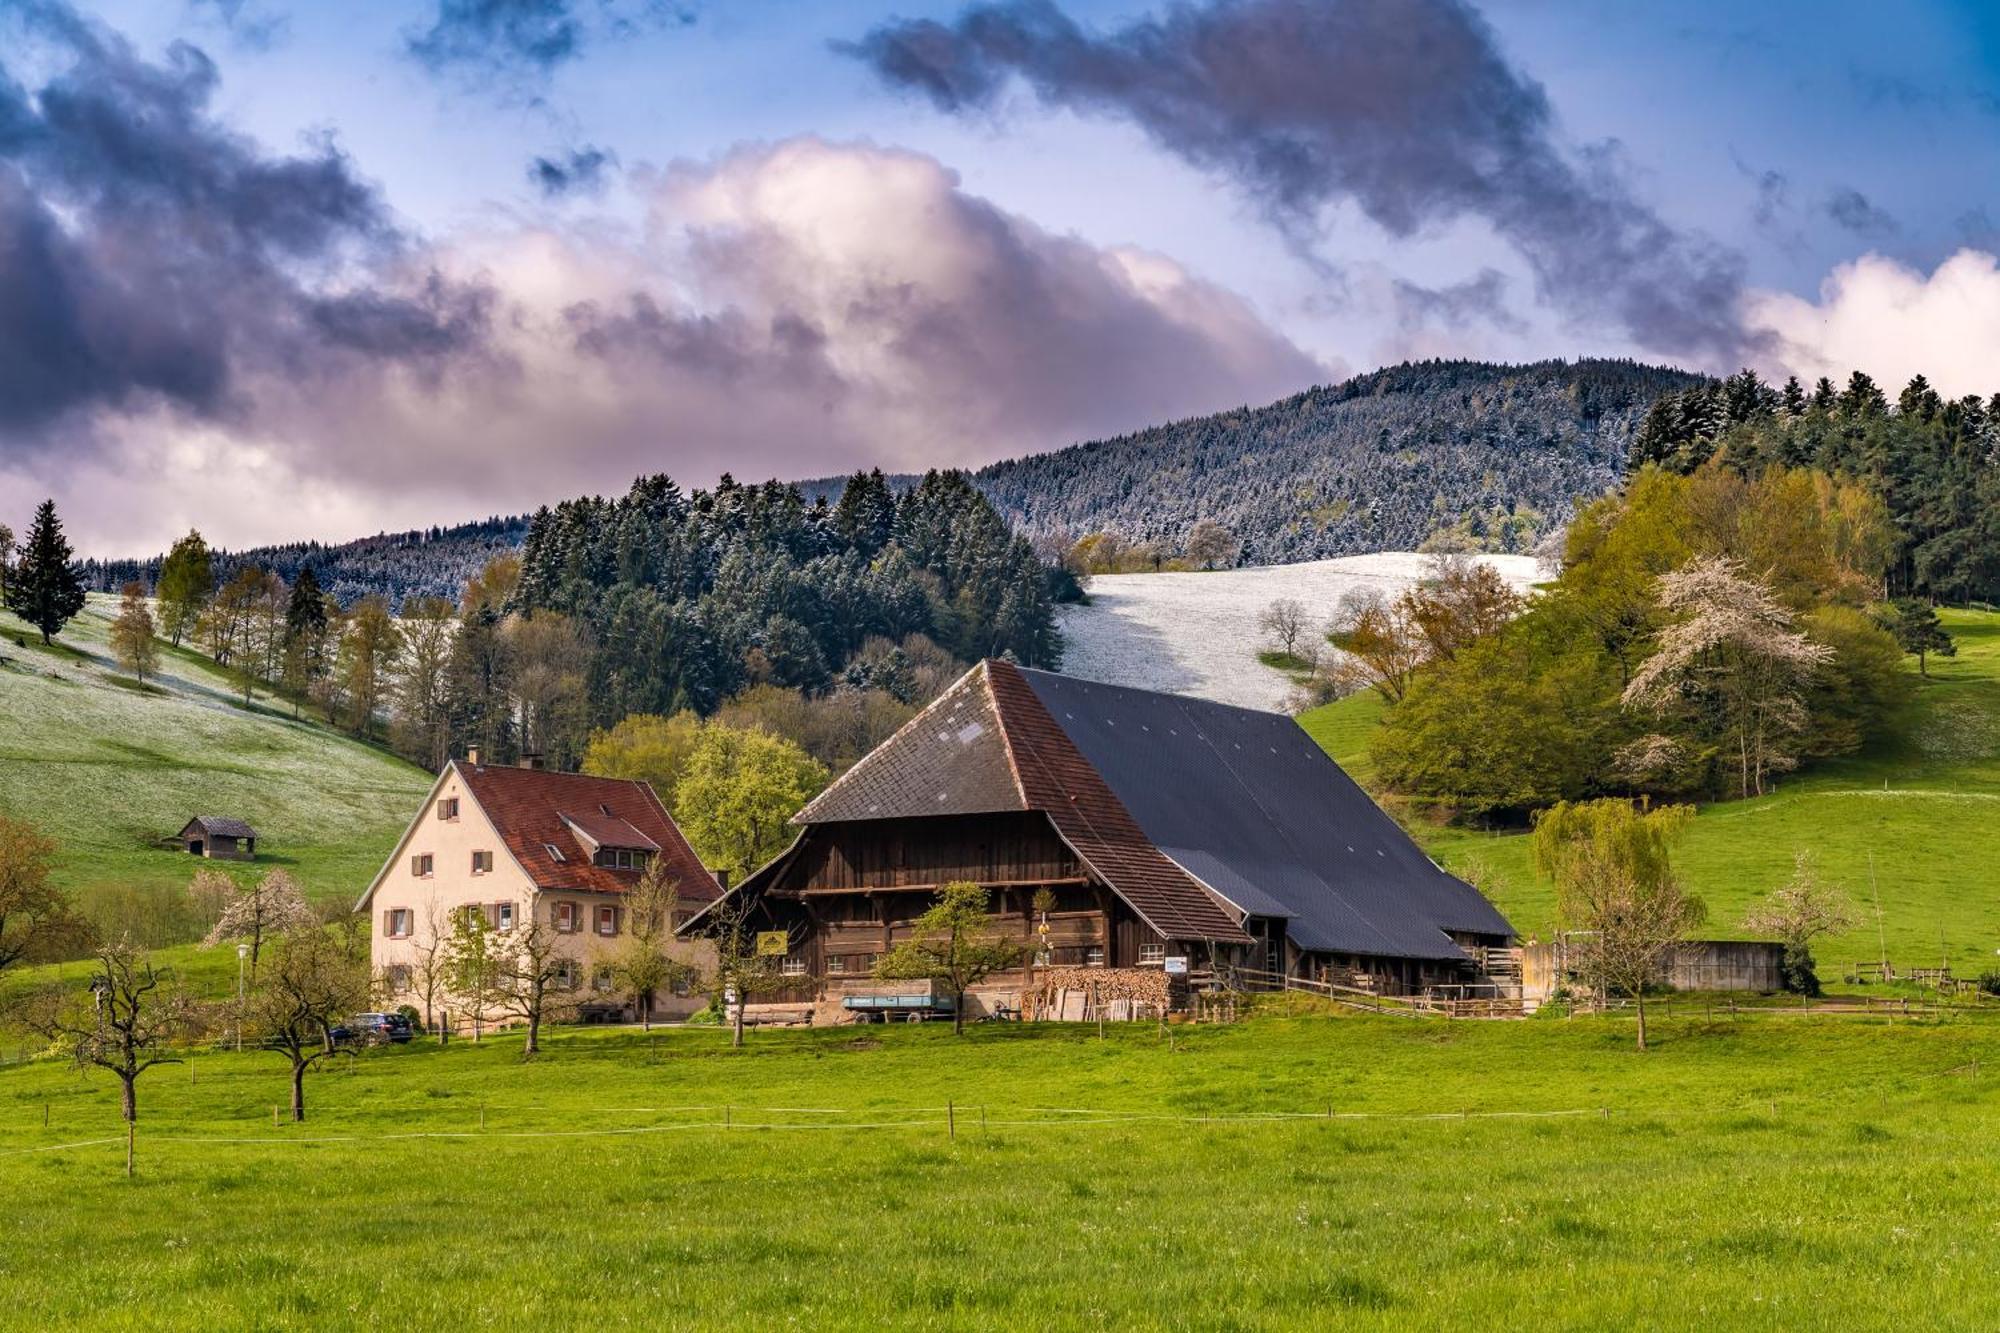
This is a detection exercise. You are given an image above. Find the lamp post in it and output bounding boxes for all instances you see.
[236,941,250,1052]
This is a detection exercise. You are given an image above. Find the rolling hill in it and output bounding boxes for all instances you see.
[0,595,432,944]
[1301,608,2000,981]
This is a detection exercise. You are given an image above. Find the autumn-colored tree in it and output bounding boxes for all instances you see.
[200,868,318,982]
[1533,799,1704,1051]
[0,814,91,974]
[109,581,157,682]
[874,881,1026,1035]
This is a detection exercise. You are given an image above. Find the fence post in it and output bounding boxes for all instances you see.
[948,1100,955,1140]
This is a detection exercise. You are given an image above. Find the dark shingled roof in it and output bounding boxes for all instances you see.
[457,764,717,903]
[184,815,258,840]
[1010,666,1512,961]
[795,667,1026,823]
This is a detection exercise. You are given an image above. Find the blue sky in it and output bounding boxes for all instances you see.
[8,0,2000,552]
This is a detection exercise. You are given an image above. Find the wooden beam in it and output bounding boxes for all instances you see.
[798,877,1090,897]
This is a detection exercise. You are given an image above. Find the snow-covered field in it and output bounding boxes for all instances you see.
[1056,552,1541,712]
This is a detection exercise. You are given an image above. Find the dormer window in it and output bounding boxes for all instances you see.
[593,848,649,871]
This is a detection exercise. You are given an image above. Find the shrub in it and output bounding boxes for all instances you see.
[1977,971,2000,998]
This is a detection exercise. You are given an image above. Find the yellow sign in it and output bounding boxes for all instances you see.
[756,931,789,957]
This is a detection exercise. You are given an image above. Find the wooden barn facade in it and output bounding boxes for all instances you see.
[682,661,1515,1017]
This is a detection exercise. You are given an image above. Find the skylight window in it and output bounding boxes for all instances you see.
[545,843,566,862]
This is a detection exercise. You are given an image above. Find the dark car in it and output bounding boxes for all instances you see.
[346,1012,414,1046]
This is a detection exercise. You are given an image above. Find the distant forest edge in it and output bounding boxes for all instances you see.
[81,358,1705,602]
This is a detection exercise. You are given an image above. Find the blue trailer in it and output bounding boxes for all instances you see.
[842,993,956,1022]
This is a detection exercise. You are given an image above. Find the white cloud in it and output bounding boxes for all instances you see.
[4,138,1328,556]
[1747,248,2000,398]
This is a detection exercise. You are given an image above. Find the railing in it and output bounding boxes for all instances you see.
[1225,966,1441,1018]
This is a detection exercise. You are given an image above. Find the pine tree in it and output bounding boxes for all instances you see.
[5,500,86,645]
[281,567,331,715]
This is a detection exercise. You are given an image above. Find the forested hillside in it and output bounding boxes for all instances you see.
[974,358,1705,561]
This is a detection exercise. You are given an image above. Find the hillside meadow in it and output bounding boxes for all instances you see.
[0,594,431,930]
[0,1012,1996,1329]
[1301,607,2000,979]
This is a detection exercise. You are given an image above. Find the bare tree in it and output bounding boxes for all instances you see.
[440,907,504,1041]
[705,894,793,1049]
[404,899,454,1034]
[22,940,207,1175]
[1183,519,1239,570]
[1257,598,1310,661]
[1742,851,1859,996]
[1622,557,1833,798]
[393,594,458,771]
[246,927,371,1121]
[874,882,1027,1036]
[1533,799,1704,1052]
[488,914,584,1057]
[201,868,318,982]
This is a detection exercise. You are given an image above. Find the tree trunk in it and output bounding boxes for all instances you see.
[291,1061,307,1121]
[1635,994,1648,1052]
[732,986,745,1048]
[640,995,651,1034]
[953,988,966,1036]
[120,1075,136,1123]
[524,1007,541,1057]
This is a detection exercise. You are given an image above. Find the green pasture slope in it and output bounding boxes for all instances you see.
[0,595,431,920]
[1301,608,2000,978]
[0,1015,1995,1328]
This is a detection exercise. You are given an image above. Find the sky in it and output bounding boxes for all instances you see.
[5,0,2000,556]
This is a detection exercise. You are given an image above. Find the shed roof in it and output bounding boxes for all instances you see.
[183,815,258,840]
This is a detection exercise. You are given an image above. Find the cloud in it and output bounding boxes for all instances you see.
[407,0,696,81]
[185,0,291,52]
[0,2,483,449]
[845,0,1754,365]
[1,95,1325,550]
[1746,249,2000,399]
[529,144,615,197]
[1823,186,1898,238]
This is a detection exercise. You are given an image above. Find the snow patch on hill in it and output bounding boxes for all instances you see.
[1056,553,1541,712]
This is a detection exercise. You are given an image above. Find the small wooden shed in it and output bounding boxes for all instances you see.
[177,815,259,861]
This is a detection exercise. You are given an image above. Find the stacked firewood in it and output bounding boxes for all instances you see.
[1024,967,1170,1020]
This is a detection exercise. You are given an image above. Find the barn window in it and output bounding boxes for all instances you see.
[1138,942,1165,965]
[410,854,433,878]
[471,849,493,875]
[827,954,848,975]
[1085,945,1105,967]
[437,799,459,822]
[780,955,807,977]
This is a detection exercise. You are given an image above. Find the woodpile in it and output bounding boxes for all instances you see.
[1024,967,1170,1022]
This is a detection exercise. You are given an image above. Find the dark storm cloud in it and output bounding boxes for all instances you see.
[0,1,486,449]
[1825,186,1898,238]
[845,0,1756,364]
[407,1,696,79]
[529,144,615,196]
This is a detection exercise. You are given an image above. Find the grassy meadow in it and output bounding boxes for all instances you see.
[1301,608,2000,980]
[0,594,431,930]
[1,1012,1997,1329]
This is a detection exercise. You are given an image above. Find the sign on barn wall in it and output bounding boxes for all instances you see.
[756,931,789,957]
[1163,956,1189,975]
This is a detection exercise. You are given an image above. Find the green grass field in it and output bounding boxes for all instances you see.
[1300,608,2000,979]
[0,595,431,933]
[0,1014,1995,1328]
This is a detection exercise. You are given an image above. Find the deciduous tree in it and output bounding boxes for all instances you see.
[875,882,1027,1035]
[1183,519,1239,570]
[608,859,698,1030]
[1257,597,1309,661]
[0,814,90,974]
[1742,852,1858,996]
[246,926,370,1121]
[1533,799,1704,1051]
[200,868,318,982]
[488,914,584,1058]
[156,530,213,648]
[110,581,157,682]
[673,723,828,880]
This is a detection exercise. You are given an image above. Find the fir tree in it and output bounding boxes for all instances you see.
[5,500,86,645]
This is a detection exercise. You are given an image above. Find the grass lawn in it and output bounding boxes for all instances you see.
[1299,609,2000,979]
[0,1013,1994,1328]
[0,595,431,931]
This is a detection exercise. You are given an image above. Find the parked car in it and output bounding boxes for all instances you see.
[346,1012,414,1046]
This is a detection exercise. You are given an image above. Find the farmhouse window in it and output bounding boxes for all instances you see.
[593,848,648,871]
[1085,945,1105,967]
[471,849,493,875]
[383,908,413,939]
[410,853,434,878]
[592,967,616,994]
[438,799,459,822]
[384,964,412,994]
[554,901,580,933]
[780,955,807,977]
[596,905,620,936]
[495,902,514,931]
[1138,942,1165,965]
[554,961,579,991]
[827,954,847,975]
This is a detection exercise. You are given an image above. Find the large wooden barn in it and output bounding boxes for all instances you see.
[682,660,1514,1016]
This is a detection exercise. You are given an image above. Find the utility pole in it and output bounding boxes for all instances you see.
[236,941,250,1052]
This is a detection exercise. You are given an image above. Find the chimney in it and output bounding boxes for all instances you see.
[465,747,482,768]
[520,753,545,771]
[713,867,731,890]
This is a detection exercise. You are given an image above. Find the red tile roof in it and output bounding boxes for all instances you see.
[457,763,717,904]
